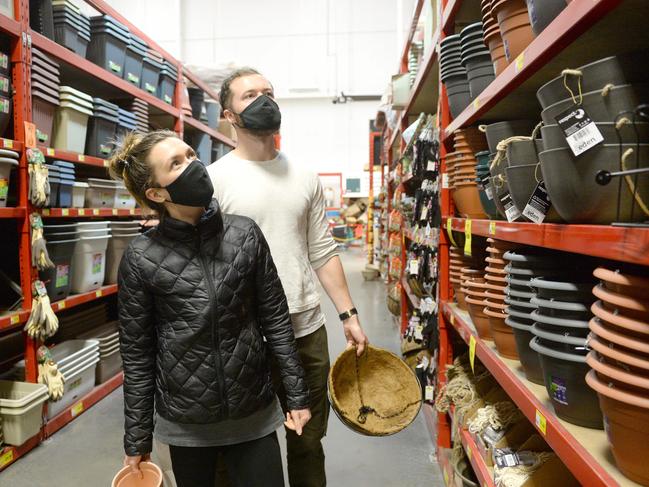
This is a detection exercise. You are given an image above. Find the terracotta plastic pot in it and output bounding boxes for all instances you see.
[594,266,649,301]
[456,287,469,310]
[588,334,649,375]
[485,281,508,294]
[487,237,520,251]
[591,300,649,337]
[485,255,507,266]
[485,289,506,302]
[112,462,163,487]
[466,296,493,340]
[587,351,649,396]
[593,283,649,322]
[485,266,507,276]
[589,317,649,356]
[492,0,535,62]
[486,273,507,283]
[531,338,603,428]
[484,29,507,76]
[452,183,488,219]
[586,369,649,485]
[484,305,518,359]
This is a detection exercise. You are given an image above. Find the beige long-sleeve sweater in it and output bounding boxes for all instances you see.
[208,152,339,336]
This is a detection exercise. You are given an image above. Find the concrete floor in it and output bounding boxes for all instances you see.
[1,248,443,486]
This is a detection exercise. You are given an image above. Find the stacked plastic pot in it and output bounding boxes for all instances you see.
[78,321,122,385]
[130,99,149,133]
[490,0,534,66]
[117,108,137,139]
[30,0,55,40]
[53,86,93,154]
[85,98,119,158]
[481,0,507,75]
[536,51,649,224]
[32,49,60,147]
[105,221,141,284]
[447,127,489,219]
[52,0,90,57]
[460,23,495,98]
[88,15,130,78]
[586,266,649,485]
[440,34,470,118]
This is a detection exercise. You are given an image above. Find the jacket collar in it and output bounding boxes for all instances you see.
[158,199,223,243]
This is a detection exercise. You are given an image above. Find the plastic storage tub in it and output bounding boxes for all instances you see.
[57,174,74,207]
[85,112,117,157]
[0,94,11,137]
[0,380,48,446]
[46,355,100,419]
[205,100,221,129]
[141,53,162,95]
[96,347,122,384]
[86,179,116,208]
[39,237,78,300]
[53,102,92,153]
[105,232,139,284]
[124,34,146,86]
[0,156,17,207]
[32,95,59,146]
[72,181,87,207]
[71,235,110,293]
[157,60,177,104]
[87,25,129,76]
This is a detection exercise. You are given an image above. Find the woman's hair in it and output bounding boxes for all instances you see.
[108,129,179,214]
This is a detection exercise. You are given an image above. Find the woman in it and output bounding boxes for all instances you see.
[110,129,311,487]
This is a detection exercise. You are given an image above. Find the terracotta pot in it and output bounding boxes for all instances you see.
[485,289,506,302]
[587,351,649,396]
[467,280,490,292]
[485,256,507,266]
[461,267,485,277]
[485,266,507,276]
[586,370,649,485]
[484,305,519,359]
[485,31,507,76]
[487,238,520,251]
[486,273,507,283]
[485,281,507,293]
[492,0,535,62]
[589,334,649,375]
[594,266,649,300]
[456,287,469,310]
[589,317,649,356]
[452,183,488,219]
[466,296,493,340]
[485,299,507,311]
[591,300,649,337]
[593,284,649,322]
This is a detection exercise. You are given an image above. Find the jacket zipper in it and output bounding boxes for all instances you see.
[196,234,229,417]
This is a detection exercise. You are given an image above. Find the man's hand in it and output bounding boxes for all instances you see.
[284,409,312,436]
[343,315,369,356]
[123,453,151,479]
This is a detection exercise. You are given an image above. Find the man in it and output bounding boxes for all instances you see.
[207,67,369,487]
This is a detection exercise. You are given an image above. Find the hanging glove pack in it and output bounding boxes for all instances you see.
[24,280,59,341]
[37,345,65,401]
[27,148,50,208]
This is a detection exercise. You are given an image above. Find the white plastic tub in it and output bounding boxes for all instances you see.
[47,355,100,419]
[71,235,110,293]
[0,381,48,446]
[115,186,136,209]
[60,351,100,378]
[53,104,92,153]
[72,181,88,207]
[100,341,120,356]
[76,228,111,239]
[0,156,17,207]
[105,232,139,284]
[75,221,109,230]
[85,181,116,208]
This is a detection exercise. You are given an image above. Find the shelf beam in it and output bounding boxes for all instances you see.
[49,285,118,313]
[461,429,495,487]
[183,117,236,147]
[39,208,144,218]
[0,434,40,473]
[0,12,20,37]
[40,146,107,168]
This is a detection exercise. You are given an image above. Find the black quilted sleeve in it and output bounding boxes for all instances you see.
[251,224,310,410]
[118,244,156,456]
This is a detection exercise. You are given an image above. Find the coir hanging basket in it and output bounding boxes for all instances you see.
[328,345,422,436]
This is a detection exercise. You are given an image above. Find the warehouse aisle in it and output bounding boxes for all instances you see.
[1,248,443,487]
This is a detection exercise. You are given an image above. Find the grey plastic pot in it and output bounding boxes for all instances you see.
[441,68,466,81]
[485,120,538,153]
[531,309,590,329]
[540,122,649,151]
[505,297,536,311]
[464,52,493,72]
[460,22,485,36]
[461,37,488,52]
[531,297,592,321]
[440,34,462,47]
[449,89,472,118]
[467,64,496,79]
[506,274,534,291]
[504,164,564,222]
[540,83,649,126]
[536,50,649,109]
[539,144,649,224]
[505,285,536,300]
[507,307,536,324]
[504,263,565,279]
[530,277,595,302]
[506,139,544,167]
[525,0,567,36]
[506,317,544,384]
[469,73,495,98]
[531,323,589,347]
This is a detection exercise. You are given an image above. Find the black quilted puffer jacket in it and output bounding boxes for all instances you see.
[118,200,309,456]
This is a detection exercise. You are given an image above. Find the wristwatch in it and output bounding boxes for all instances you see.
[339,307,358,322]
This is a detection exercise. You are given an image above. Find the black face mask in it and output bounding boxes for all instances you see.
[236,95,281,133]
[159,159,214,208]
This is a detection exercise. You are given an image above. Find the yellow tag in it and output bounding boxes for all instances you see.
[3,139,12,149]
[469,335,476,372]
[46,148,55,156]
[464,219,472,256]
[61,209,69,216]
[42,209,50,216]
[535,410,547,435]
[450,314,455,326]
[71,401,84,417]
[130,209,135,215]
[443,469,449,485]
[58,300,66,310]
[466,444,472,461]
[78,209,85,216]
[78,154,85,162]
[112,209,118,216]
[446,218,458,247]
[10,314,19,325]
[95,290,102,298]
[489,221,497,235]
[103,159,110,167]
[0,449,14,468]
[93,209,100,216]
[515,52,525,73]
[473,98,480,110]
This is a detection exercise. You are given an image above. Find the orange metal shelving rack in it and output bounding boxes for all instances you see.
[0,0,235,472]
[384,0,648,486]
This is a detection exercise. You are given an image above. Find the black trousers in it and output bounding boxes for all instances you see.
[169,432,285,487]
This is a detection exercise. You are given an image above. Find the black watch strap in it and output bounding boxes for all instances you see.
[339,307,358,322]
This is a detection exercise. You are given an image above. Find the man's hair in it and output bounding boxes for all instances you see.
[219,67,262,111]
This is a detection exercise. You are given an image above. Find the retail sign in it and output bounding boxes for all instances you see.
[469,335,476,373]
[10,314,19,325]
[446,218,459,247]
[0,449,14,468]
[489,221,497,235]
[515,52,525,74]
[535,409,547,435]
[464,219,472,256]
[556,106,603,156]
[71,401,85,417]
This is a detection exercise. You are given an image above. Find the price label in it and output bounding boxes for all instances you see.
[58,300,66,310]
[442,173,449,189]
[10,314,19,325]
[78,154,85,162]
[42,209,50,216]
[112,209,119,216]
[446,219,458,247]
[515,52,525,73]
[3,139,12,149]
[130,209,136,215]
[78,209,85,216]
[103,159,110,167]
[523,181,551,224]
[24,122,36,148]
[535,410,547,435]
[61,209,69,216]
[425,385,434,401]
[450,314,455,326]
[46,148,55,157]
[466,444,472,461]
[469,335,476,373]
[95,290,103,298]
[410,259,420,276]
[464,219,472,257]
[556,105,604,156]
[489,221,497,235]
[71,401,84,417]
[443,469,449,485]
[0,449,14,468]
[93,209,100,216]
[473,98,480,110]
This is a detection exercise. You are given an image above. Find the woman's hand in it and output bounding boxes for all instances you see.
[284,409,312,436]
[123,453,151,478]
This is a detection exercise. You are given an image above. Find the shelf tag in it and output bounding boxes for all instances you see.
[500,192,521,222]
[24,122,37,148]
[78,209,85,216]
[450,314,455,326]
[464,219,472,256]
[442,173,449,189]
[103,159,110,167]
[556,105,604,157]
[78,154,85,162]
[0,449,14,468]
[515,52,525,73]
[130,209,136,215]
[469,335,476,373]
[71,401,84,417]
[535,410,547,435]
[3,139,12,149]
[446,219,458,247]
[112,209,118,216]
[95,290,103,298]
[489,221,497,235]
[46,148,55,157]
[473,98,480,111]
[443,469,449,485]
[466,444,472,461]
[425,385,434,401]
[58,300,66,310]
[10,314,19,325]
[523,181,551,224]
[61,209,69,216]
[93,209,100,216]
[42,209,50,216]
